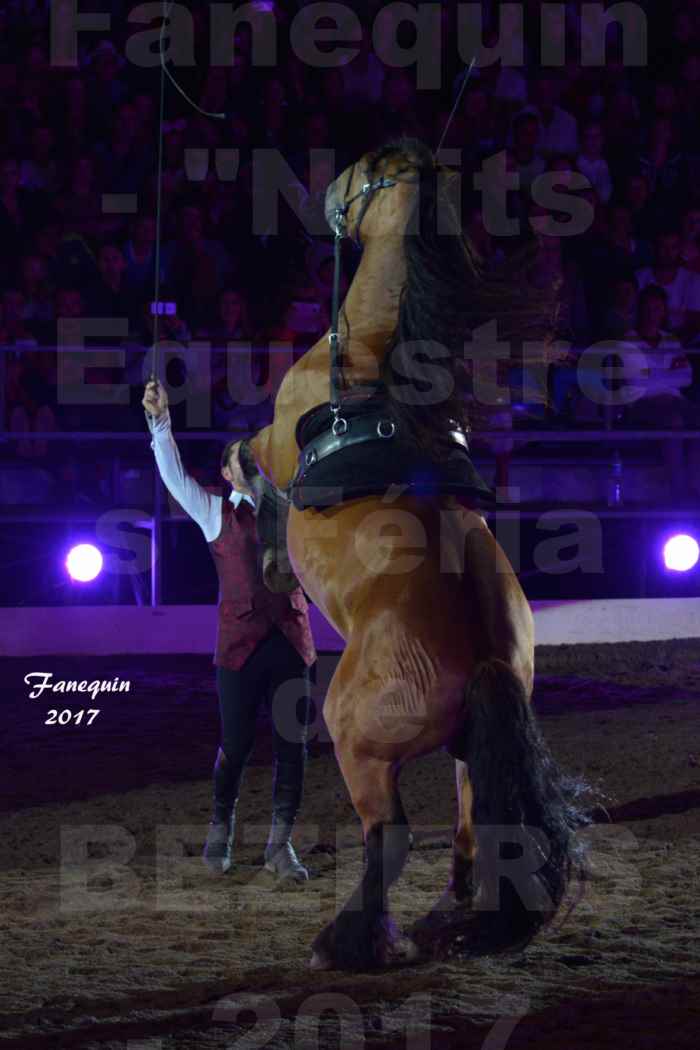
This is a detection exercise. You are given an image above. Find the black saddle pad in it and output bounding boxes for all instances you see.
[292,397,496,511]
[295,389,386,447]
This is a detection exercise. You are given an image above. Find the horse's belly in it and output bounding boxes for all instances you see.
[286,497,481,666]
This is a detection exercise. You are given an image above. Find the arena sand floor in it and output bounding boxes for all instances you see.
[1,641,699,1048]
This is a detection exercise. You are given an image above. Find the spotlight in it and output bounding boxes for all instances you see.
[66,543,103,582]
[663,534,699,573]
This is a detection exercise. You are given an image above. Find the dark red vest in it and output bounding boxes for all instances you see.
[208,498,316,670]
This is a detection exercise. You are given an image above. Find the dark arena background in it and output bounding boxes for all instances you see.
[2,2,700,1048]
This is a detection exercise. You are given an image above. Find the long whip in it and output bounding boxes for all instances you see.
[434,56,476,158]
[150,0,225,384]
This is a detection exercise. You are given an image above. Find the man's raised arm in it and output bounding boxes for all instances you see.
[142,380,222,542]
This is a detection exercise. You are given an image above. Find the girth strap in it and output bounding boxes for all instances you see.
[299,410,470,474]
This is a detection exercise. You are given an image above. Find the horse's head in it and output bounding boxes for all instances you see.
[325,142,419,244]
[324,141,442,246]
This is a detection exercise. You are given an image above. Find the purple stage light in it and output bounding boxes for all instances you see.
[663,534,699,573]
[66,544,103,583]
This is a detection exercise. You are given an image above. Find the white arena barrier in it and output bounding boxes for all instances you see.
[1,599,699,657]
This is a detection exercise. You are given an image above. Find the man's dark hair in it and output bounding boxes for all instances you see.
[221,439,237,471]
[238,439,258,479]
[221,438,257,479]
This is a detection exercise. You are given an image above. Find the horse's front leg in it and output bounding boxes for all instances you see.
[310,745,415,972]
[309,649,417,972]
[245,424,274,483]
[409,758,477,955]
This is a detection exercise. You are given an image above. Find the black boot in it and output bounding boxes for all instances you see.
[264,758,308,882]
[203,748,242,875]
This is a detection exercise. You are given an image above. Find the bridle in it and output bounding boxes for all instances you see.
[329,162,399,245]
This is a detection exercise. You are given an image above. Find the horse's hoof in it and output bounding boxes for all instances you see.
[409,895,457,940]
[408,895,472,959]
[309,950,333,971]
[385,935,421,966]
[409,918,447,957]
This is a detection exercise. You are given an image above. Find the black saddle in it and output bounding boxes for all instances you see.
[291,389,495,511]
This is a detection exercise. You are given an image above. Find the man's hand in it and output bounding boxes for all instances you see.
[142,379,168,419]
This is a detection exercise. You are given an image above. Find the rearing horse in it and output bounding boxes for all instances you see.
[246,138,586,971]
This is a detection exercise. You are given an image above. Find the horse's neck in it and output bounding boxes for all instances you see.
[342,237,406,353]
[250,239,407,488]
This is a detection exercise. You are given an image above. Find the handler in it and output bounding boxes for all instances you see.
[142,380,316,882]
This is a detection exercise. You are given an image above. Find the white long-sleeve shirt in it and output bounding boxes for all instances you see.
[146,410,254,543]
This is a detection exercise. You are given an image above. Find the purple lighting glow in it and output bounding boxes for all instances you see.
[663,535,699,573]
[66,544,103,583]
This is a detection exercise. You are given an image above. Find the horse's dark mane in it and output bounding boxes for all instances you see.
[366,137,558,449]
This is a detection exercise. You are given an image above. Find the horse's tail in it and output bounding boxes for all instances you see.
[463,659,589,952]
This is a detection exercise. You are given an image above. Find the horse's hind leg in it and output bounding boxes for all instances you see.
[409,759,476,953]
[309,749,415,972]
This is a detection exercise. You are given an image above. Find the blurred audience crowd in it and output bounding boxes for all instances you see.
[1,0,700,497]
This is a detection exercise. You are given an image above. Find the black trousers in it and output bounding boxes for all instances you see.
[212,626,313,825]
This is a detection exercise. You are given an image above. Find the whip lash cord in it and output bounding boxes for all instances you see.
[435,56,476,158]
[151,0,225,383]
[151,1,168,381]
[149,3,227,606]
